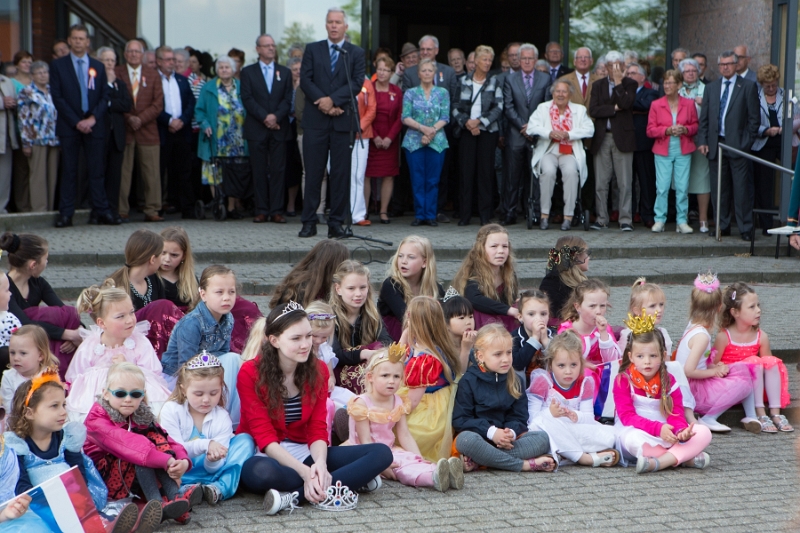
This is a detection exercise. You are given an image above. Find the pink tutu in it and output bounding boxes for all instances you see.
[230,296,262,354]
[688,363,755,416]
[473,310,519,333]
[135,300,184,358]
[24,305,81,381]
[728,355,791,409]
[382,314,403,342]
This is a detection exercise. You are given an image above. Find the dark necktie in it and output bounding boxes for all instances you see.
[330,44,339,73]
[524,74,533,104]
[719,80,731,134]
[581,75,587,98]
[550,67,558,82]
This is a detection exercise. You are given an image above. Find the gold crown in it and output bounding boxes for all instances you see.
[623,308,657,336]
[367,343,408,371]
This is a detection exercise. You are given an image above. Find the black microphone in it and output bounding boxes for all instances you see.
[331,43,348,54]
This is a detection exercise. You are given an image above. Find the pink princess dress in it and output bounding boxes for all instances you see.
[65,322,172,422]
[719,329,790,408]
[345,394,439,487]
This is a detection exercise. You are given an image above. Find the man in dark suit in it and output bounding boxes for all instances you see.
[734,45,758,84]
[588,50,637,231]
[693,53,712,84]
[242,34,293,223]
[49,24,119,227]
[545,42,572,84]
[626,63,659,228]
[502,43,551,225]
[697,50,760,239]
[156,45,195,219]
[299,8,365,238]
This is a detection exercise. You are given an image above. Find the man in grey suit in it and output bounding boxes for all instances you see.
[733,45,758,83]
[697,50,760,239]
[501,43,551,225]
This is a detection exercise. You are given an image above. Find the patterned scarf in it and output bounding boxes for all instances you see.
[628,366,661,398]
[549,102,573,150]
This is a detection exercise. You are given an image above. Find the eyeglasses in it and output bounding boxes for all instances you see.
[575,56,591,61]
[718,62,735,67]
[108,388,145,399]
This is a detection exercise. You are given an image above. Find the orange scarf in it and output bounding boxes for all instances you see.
[628,367,661,398]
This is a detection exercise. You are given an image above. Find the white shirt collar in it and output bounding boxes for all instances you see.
[327,38,345,48]
[259,60,274,69]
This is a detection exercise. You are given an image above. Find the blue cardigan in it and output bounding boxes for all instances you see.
[194,77,249,162]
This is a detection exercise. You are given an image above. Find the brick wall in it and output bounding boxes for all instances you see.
[82,0,137,37]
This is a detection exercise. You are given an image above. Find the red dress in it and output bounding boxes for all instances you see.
[366,84,403,177]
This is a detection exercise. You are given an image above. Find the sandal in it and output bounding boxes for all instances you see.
[590,449,620,468]
[759,415,778,433]
[528,455,556,472]
[635,456,660,474]
[772,414,795,432]
[461,455,478,473]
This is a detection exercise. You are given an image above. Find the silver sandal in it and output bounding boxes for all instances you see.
[772,414,795,432]
[759,415,778,433]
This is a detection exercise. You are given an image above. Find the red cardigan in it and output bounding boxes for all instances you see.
[646,95,699,156]
[236,357,330,452]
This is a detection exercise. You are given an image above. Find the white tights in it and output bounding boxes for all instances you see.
[741,365,782,419]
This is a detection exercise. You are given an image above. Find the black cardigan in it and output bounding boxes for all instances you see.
[331,314,393,366]
[130,274,167,311]
[539,272,572,320]
[8,275,66,340]
[377,277,445,320]
[463,279,512,316]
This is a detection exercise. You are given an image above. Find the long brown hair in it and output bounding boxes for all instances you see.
[329,260,382,350]
[561,278,610,322]
[109,229,164,297]
[9,379,65,438]
[270,240,350,308]
[689,284,722,330]
[160,227,199,309]
[0,232,48,270]
[719,282,757,330]
[406,296,461,379]
[619,329,673,417]
[552,236,588,289]
[473,324,521,398]
[453,224,517,304]
[256,304,319,419]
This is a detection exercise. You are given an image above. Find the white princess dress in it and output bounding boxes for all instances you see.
[65,322,172,421]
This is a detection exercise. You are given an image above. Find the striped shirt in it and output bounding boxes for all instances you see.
[284,394,302,424]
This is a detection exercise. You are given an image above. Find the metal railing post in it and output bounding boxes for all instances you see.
[716,145,722,241]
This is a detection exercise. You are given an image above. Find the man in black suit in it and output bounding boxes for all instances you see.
[502,43,551,225]
[693,53,712,84]
[49,24,119,227]
[155,45,195,219]
[545,42,572,84]
[299,8,365,238]
[697,50,760,239]
[626,63,659,228]
[242,34,293,223]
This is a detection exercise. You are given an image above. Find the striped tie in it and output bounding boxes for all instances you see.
[131,70,139,105]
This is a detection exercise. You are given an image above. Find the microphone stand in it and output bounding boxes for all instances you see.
[334,43,392,246]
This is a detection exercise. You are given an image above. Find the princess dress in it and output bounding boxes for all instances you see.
[527,369,617,466]
[65,323,172,422]
[719,329,790,408]
[674,324,754,416]
[346,394,438,487]
[0,437,51,533]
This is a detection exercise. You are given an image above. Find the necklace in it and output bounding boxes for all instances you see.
[131,276,153,307]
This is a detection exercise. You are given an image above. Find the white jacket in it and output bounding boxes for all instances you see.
[159,401,233,473]
[526,101,594,186]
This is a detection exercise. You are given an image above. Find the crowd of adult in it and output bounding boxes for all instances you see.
[0,11,797,239]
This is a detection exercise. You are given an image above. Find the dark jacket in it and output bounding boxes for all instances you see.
[331,314,393,366]
[105,77,132,152]
[538,272,572,321]
[50,54,109,138]
[377,277,445,320]
[632,86,658,152]
[157,71,195,143]
[451,73,505,134]
[452,363,529,439]
[511,325,553,387]
[240,61,293,142]
[464,279,512,316]
[589,76,637,154]
[503,70,551,148]
[697,74,760,157]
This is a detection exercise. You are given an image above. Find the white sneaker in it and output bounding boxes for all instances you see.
[697,416,731,433]
[358,475,382,493]
[651,221,665,233]
[684,452,710,469]
[263,489,299,515]
[676,223,694,234]
[433,458,450,492]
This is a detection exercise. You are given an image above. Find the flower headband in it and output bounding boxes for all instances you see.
[546,245,584,273]
[693,270,720,293]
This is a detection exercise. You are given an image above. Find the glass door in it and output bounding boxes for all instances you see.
[774,0,797,218]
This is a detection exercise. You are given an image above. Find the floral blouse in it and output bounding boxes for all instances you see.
[17,83,59,147]
[215,81,246,157]
[401,86,450,153]
[679,80,705,115]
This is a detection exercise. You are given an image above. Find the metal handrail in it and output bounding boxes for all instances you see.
[716,143,795,241]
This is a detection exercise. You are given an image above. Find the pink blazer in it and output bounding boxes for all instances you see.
[646,96,698,156]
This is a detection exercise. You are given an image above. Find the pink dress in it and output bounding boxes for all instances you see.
[720,329,790,408]
[65,322,172,421]
[345,394,437,487]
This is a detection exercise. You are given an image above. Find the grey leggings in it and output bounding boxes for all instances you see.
[135,465,179,501]
[455,430,550,472]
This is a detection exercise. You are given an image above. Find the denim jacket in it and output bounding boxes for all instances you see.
[162,300,234,375]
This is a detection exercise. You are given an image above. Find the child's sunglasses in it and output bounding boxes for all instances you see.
[107,388,145,399]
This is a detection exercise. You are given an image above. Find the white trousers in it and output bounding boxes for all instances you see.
[350,140,370,222]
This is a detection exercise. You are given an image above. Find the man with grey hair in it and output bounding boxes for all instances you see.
[626,62,658,228]
[671,47,690,70]
[545,42,572,82]
[502,42,551,225]
[696,50,759,239]
[733,44,757,83]
[448,48,466,79]
[589,50,637,230]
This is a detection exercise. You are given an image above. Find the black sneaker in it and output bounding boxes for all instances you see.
[590,222,608,230]
[620,223,634,232]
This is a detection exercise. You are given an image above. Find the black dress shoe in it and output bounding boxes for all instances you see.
[298,223,317,238]
[55,215,73,228]
[88,212,99,225]
[427,219,438,227]
[480,217,491,226]
[328,225,346,238]
[458,219,470,227]
[709,227,731,237]
[501,216,517,226]
[97,212,123,225]
[411,218,423,226]
[741,230,753,241]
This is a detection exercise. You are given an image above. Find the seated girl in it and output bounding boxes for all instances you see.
[538,236,589,327]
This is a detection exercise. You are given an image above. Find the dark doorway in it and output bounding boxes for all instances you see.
[379,0,551,67]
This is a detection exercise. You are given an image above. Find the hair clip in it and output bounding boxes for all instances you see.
[310,481,358,512]
[307,312,336,321]
[623,308,657,336]
[279,300,305,318]
[731,290,737,301]
[442,286,460,302]
[25,369,63,407]
[10,327,18,334]
[693,270,719,293]
[185,350,222,370]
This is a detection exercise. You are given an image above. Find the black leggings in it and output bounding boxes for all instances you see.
[240,443,392,502]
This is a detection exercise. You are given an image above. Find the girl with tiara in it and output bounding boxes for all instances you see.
[441,288,477,370]
[378,236,444,341]
[674,272,753,433]
[452,224,520,332]
[345,344,464,491]
[538,236,589,327]
[713,282,792,433]
[614,310,712,473]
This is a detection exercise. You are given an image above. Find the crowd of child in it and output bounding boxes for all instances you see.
[0,224,793,531]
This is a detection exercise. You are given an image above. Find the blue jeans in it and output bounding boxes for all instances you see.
[405,147,445,221]
[654,152,691,224]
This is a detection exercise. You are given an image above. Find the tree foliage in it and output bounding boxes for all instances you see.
[278,21,316,61]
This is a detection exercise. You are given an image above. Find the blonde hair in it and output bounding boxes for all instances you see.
[720,282,757,330]
[10,325,59,372]
[453,224,517,305]
[364,348,405,393]
[406,296,461,379]
[199,265,236,291]
[329,261,382,350]
[553,236,588,289]
[306,300,336,330]
[160,227,199,309]
[561,278,610,322]
[474,45,495,61]
[689,284,722,329]
[386,236,440,305]
[109,230,164,298]
[619,329,673,417]
[165,354,227,408]
[518,289,550,314]
[106,362,148,404]
[474,324,521,399]
[542,330,584,372]
[628,277,665,314]
[76,280,131,323]
[240,317,267,362]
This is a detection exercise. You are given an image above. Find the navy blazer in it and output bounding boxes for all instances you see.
[50,54,108,138]
[299,40,365,133]
[157,72,195,143]
[240,61,293,142]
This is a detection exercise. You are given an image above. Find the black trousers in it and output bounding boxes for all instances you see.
[160,131,195,216]
[104,138,124,215]
[504,142,534,217]
[249,134,287,216]
[438,124,456,211]
[459,130,499,223]
[633,149,657,223]
[302,128,351,226]
[59,134,109,217]
[709,141,754,234]
[752,143,780,230]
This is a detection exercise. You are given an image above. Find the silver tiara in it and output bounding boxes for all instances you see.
[308,312,336,321]
[443,286,460,302]
[310,481,358,512]
[186,350,222,370]
[279,300,305,318]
